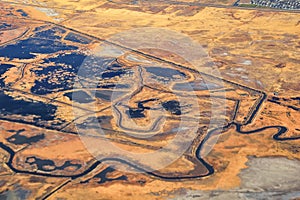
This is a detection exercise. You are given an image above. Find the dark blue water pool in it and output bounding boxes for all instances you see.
[64,32,91,44]
[0,90,57,121]
[0,26,77,60]
[31,53,87,95]
[6,129,45,145]
[64,91,94,103]
[162,100,181,115]
[146,67,186,79]
[16,9,28,17]
[0,22,12,29]
[0,63,15,87]
[0,38,78,60]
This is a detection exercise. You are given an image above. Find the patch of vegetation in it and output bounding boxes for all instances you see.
[238,3,258,8]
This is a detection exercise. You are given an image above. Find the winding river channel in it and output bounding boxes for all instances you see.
[1,75,298,182]
[0,21,299,182]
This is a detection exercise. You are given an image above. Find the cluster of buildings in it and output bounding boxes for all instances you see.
[250,0,300,9]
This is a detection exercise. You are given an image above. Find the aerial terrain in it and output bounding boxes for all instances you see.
[0,0,299,199]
